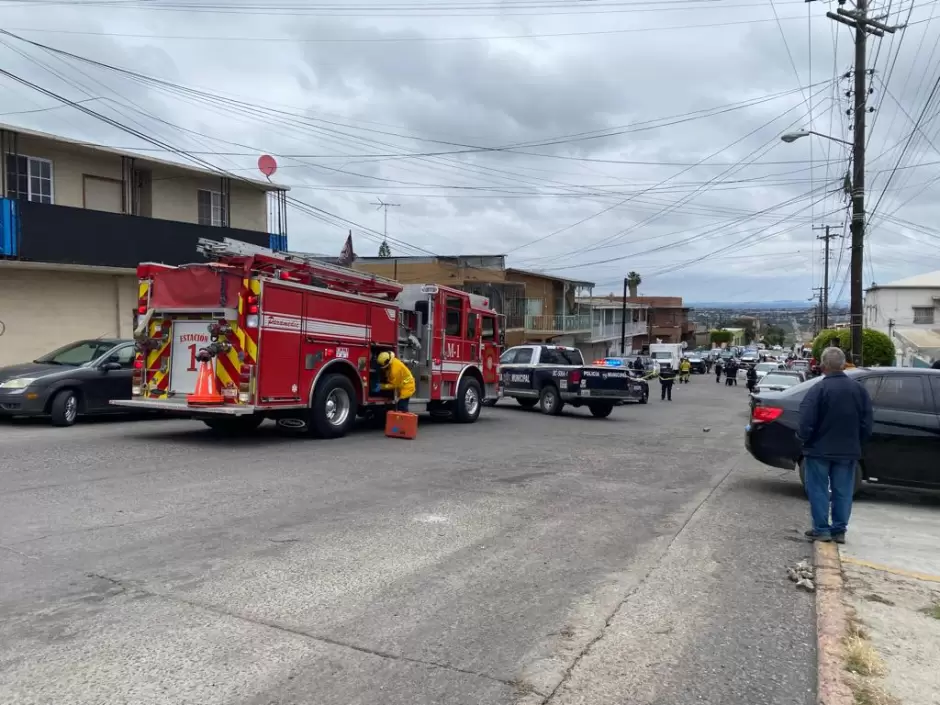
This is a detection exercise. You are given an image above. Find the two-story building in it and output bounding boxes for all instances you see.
[625,295,695,346]
[0,123,288,366]
[865,270,940,367]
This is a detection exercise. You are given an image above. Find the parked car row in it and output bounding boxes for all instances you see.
[746,368,940,492]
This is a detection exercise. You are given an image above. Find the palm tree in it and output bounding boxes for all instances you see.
[627,271,642,298]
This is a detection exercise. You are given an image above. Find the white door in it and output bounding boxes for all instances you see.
[169,320,213,395]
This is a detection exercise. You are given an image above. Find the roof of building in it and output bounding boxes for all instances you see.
[2,120,287,192]
[354,255,506,264]
[505,268,594,287]
[868,270,940,290]
[893,327,940,353]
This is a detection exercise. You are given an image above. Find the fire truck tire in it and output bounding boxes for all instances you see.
[517,398,538,409]
[588,402,614,418]
[454,377,482,423]
[202,416,263,435]
[49,389,80,427]
[310,374,358,438]
[538,384,564,416]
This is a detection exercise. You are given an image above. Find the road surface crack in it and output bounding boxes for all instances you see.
[533,453,744,704]
[87,570,525,693]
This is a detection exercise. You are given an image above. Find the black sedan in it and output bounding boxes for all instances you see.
[746,368,940,492]
[0,339,137,426]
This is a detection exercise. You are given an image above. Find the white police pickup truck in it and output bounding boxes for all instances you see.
[495,344,648,417]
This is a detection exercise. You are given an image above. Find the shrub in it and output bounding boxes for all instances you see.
[811,328,895,367]
[710,329,732,345]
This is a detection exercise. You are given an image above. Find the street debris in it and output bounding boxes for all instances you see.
[788,560,815,592]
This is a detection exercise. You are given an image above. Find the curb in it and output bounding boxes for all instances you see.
[813,541,854,705]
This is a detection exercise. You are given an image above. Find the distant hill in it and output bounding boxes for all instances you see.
[687,301,817,309]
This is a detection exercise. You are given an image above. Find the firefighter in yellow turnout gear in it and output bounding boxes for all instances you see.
[679,357,692,383]
[377,351,416,412]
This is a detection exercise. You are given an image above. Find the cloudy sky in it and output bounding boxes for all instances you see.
[2,0,940,302]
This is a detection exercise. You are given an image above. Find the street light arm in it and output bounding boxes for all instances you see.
[780,130,853,147]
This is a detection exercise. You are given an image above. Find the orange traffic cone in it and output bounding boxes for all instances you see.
[187,356,223,405]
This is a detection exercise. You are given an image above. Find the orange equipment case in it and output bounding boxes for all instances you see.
[385,411,418,440]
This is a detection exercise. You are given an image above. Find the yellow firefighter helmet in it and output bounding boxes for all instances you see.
[377,351,395,367]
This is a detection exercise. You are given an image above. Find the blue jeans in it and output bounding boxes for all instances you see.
[803,457,856,536]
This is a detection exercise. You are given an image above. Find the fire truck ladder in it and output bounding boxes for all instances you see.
[197,238,402,299]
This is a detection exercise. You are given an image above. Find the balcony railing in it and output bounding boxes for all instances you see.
[525,313,592,333]
[590,319,646,341]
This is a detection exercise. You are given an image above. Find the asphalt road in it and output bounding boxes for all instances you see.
[0,377,816,705]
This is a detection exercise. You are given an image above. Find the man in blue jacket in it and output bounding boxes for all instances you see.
[798,347,873,543]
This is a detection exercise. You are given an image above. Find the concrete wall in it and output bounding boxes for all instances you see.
[11,135,268,232]
[865,288,940,331]
[0,265,136,366]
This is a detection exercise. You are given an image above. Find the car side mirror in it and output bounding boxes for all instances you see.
[101,361,122,372]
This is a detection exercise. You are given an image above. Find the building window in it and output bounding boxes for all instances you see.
[198,189,226,226]
[5,154,53,204]
[912,307,935,325]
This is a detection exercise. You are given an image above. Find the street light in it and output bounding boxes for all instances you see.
[780,130,853,147]
[782,127,864,366]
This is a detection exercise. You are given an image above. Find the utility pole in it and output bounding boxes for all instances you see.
[825,0,901,364]
[811,288,826,337]
[371,198,400,254]
[813,224,842,330]
[620,277,628,356]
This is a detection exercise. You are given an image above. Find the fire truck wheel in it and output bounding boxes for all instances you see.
[202,416,263,435]
[50,389,80,427]
[310,374,358,438]
[538,384,564,416]
[588,403,614,418]
[454,377,482,423]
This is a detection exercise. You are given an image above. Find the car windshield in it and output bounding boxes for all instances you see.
[34,340,117,366]
[756,363,779,372]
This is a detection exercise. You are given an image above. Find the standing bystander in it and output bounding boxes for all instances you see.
[798,347,873,543]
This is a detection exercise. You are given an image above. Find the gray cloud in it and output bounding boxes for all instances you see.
[1,1,939,301]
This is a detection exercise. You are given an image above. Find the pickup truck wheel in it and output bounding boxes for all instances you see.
[309,374,358,439]
[455,377,482,423]
[50,389,80,427]
[798,458,864,498]
[517,398,538,409]
[588,402,614,418]
[203,416,263,435]
[538,385,564,415]
[639,389,649,405]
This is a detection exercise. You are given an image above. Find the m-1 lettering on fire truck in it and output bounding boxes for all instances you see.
[445,341,459,358]
[336,347,349,359]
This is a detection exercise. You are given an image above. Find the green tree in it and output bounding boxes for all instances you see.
[729,318,756,344]
[710,329,732,346]
[811,328,895,367]
[378,240,391,258]
[762,325,786,347]
[626,271,642,297]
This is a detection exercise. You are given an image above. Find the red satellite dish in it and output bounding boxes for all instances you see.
[258,154,277,177]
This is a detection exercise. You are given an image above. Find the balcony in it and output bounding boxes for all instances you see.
[590,319,646,342]
[0,198,277,267]
[524,313,592,334]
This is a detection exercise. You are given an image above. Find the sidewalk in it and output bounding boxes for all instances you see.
[839,489,940,704]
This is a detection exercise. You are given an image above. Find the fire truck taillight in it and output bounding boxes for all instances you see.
[238,364,254,404]
[137,305,147,315]
[131,356,144,396]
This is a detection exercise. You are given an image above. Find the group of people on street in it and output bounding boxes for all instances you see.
[714,358,739,386]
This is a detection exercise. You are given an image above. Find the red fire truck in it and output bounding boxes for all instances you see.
[112,238,503,437]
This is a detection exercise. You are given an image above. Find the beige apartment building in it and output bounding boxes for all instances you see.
[0,123,286,366]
